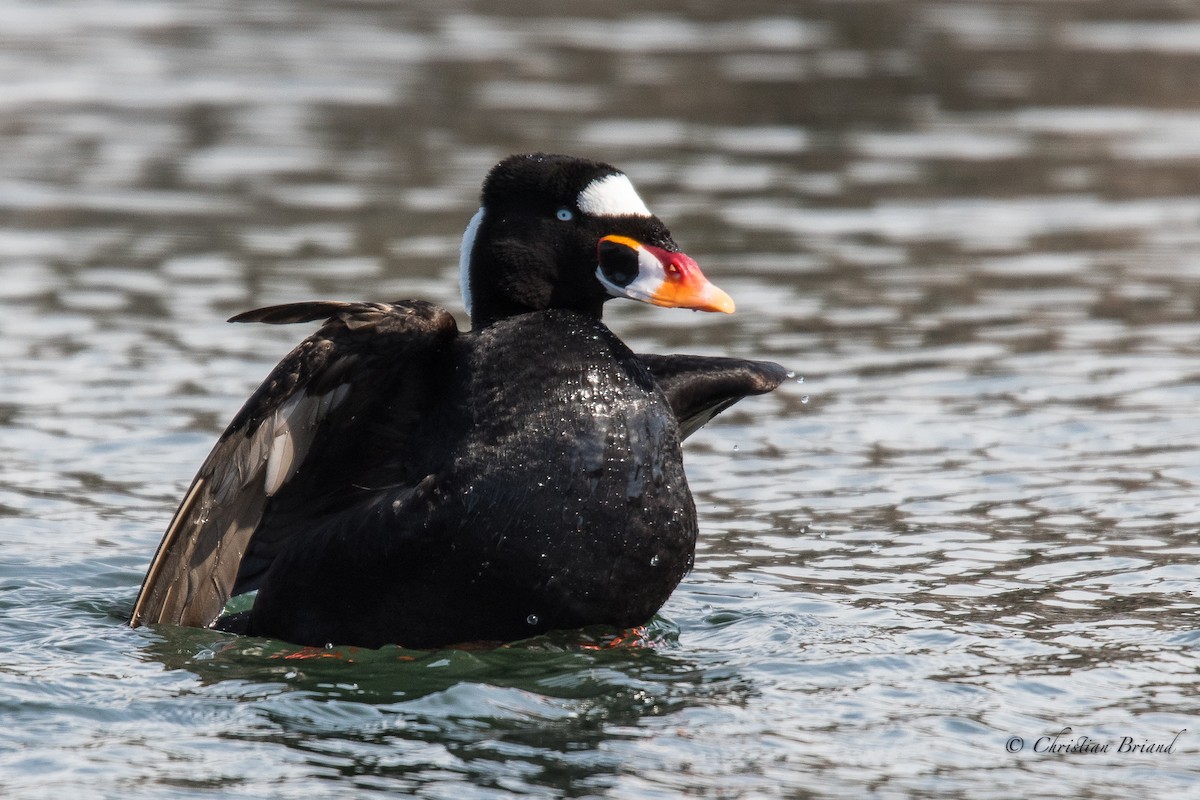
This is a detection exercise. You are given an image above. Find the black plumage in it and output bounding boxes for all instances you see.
[131,153,786,648]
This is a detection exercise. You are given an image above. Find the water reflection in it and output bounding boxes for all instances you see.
[138,622,756,794]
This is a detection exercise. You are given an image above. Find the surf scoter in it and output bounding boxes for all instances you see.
[130,153,786,649]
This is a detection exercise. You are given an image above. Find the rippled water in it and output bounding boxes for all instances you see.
[3,1,1200,796]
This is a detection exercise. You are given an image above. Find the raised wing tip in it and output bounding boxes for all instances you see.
[747,360,790,394]
[229,300,458,332]
[229,302,360,325]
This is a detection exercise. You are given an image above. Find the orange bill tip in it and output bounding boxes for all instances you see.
[597,235,735,313]
[642,244,736,314]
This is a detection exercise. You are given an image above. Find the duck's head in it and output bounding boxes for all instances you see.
[460,153,735,326]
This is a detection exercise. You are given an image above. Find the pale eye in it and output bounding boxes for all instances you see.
[556,208,575,222]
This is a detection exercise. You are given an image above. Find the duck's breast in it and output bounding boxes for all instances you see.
[445,311,698,626]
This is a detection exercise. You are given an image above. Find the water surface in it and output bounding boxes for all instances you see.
[2,1,1199,797]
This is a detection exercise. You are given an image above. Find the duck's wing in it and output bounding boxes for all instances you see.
[130,300,458,630]
[638,354,788,441]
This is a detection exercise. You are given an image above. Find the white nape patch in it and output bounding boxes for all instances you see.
[577,173,652,218]
[459,207,485,317]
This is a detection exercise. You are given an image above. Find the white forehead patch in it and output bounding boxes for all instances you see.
[577,173,652,218]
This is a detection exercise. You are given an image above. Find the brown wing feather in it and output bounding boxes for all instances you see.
[130,299,457,629]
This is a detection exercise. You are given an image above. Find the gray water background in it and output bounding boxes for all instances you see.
[2,0,1199,796]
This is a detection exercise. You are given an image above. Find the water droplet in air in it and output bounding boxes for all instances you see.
[650,554,660,567]
[526,613,539,626]
[732,444,739,452]
[785,370,796,379]
[796,376,805,384]
[869,544,881,553]
[801,395,810,404]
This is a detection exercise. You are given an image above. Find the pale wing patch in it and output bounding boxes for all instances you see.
[263,384,351,496]
[264,394,304,496]
[264,430,296,496]
[577,173,652,218]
